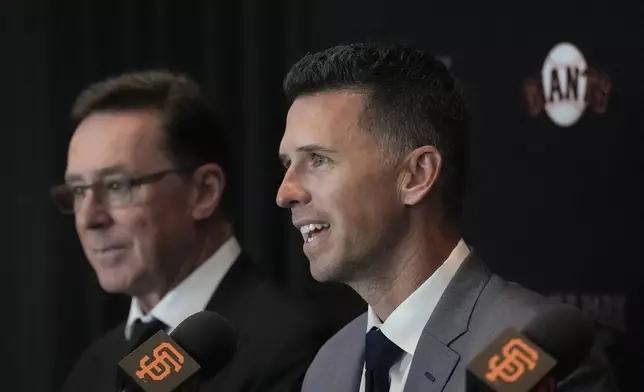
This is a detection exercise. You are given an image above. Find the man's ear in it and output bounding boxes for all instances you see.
[189,163,226,220]
[397,146,442,206]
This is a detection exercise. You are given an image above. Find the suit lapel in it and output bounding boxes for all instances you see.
[205,253,261,319]
[404,252,491,392]
[331,314,367,392]
[403,334,460,392]
[345,353,365,392]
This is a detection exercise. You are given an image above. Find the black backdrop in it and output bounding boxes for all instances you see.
[2,1,642,391]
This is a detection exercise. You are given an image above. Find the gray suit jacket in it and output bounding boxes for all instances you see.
[302,252,621,392]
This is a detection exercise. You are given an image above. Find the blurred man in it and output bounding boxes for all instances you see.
[276,43,621,391]
[56,70,330,392]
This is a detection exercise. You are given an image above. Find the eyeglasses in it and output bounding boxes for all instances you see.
[51,169,185,214]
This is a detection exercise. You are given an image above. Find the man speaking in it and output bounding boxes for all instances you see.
[275,42,620,391]
[55,70,331,392]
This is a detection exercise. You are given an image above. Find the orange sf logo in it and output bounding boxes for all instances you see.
[135,342,185,382]
[485,338,539,383]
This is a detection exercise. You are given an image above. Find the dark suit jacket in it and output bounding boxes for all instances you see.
[622,283,644,390]
[302,252,622,392]
[62,254,333,392]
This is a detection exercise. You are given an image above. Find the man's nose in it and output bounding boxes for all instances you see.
[276,170,311,208]
[75,190,113,229]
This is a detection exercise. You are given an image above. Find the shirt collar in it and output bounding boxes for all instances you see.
[366,239,471,355]
[125,236,241,339]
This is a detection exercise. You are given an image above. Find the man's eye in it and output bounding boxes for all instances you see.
[310,153,328,167]
[105,180,128,192]
[70,186,85,197]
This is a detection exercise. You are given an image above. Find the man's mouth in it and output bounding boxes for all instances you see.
[299,223,330,243]
[93,244,128,254]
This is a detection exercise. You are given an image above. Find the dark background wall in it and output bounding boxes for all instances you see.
[2,1,641,390]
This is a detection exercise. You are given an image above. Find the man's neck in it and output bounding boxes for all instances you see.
[135,220,233,313]
[352,222,461,322]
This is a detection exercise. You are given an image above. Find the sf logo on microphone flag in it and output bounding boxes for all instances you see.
[119,330,201,392]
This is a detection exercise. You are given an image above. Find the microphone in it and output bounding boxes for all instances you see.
[117,311,237,392]
[466,306,594,391]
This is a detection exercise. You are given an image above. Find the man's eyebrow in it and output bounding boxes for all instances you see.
[64,165,129,183]
[279,144,337,165]
[296,144,337,155]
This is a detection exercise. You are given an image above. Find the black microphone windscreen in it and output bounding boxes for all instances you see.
[169,311,238,382]
[521,306,594,381]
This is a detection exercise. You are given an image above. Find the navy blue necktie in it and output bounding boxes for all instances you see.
[128,318,167,352]
[365,327,403,392]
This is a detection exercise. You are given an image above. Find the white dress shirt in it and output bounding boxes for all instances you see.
[124,236,241,339]
[359,239,471,392]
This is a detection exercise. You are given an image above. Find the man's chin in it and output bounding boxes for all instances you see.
[309,253,367,285]
[95,271,137,294]
[98,281,131,294]
[309,258,345,283]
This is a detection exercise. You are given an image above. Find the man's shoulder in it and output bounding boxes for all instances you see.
[304,311,366,375]
[210,256,334,348]
[239,276,332,337]
[314,311,366,356]
[61,323,127,392]
[201,263,337,391]
[71,322,126,363]
[441,251,564,337]
[488,274,556,307]
[301,312,366,392]
[471,273,566,332]
[478,275,622,390]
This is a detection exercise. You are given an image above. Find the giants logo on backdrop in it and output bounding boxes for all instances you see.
[522,42,612,127]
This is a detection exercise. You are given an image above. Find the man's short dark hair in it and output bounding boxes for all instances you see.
[283,42,469,222]
[71,70,231,212]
